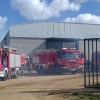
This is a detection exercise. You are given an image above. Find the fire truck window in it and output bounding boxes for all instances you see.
[25,58,28,62]
[62,52,76,60]
[57,52,62,59]
[2,51,7,65]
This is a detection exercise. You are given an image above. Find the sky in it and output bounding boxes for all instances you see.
[0,0,100,41]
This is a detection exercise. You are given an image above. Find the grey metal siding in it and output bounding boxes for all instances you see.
[10,37,46,58]
[1,31,10,46]
[47,22,53,37]
[10,22,100,39]
[59,23,65,38]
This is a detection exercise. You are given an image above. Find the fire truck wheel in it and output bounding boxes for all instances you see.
[20,65,25,73]
[15,70,19,78]
[54,68,62,75]
[11,70,19,78]
[2,71,7,81]
[36,66,40,74]
[40,66,45,74]
[79,68,82,73]
[71,71,76,74]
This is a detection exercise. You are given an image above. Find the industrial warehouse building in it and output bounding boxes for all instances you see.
[1,21,100,59]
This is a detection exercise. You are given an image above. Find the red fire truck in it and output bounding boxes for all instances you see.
[25,55,29,64]
[20,55,26,73]
[32,48,84,74]
[21,54,29,65]
[0,46,22,81]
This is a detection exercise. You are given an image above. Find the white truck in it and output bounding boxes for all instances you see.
[0,46,22,81]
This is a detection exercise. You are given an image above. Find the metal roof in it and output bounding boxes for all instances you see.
[10,22,100,39]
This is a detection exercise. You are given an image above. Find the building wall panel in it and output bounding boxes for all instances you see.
[64,23,70,38]
[95,25,100,37]
[10,38,46,58]
[10,22,100,39]
[81,24,87,38]
[34,23,42,37]
[22,24,29,37]
[86,25,91,38]
[47,22,54,37]
[53,23,59,37]
[28,23,35,37]
[41,22,48,37]
[10,25,16,37]
[76,24,83,38]
[70,24,77,38]
[59,23,65,38]
[1,31,10,46]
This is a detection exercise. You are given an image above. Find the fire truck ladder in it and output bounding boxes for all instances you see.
[1,46,18,52]
[21,54,28,56]
[34,49,55,54]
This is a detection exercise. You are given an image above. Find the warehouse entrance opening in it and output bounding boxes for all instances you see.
[46,38,79,50]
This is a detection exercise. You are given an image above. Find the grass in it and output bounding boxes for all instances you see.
[94,83,100,87]
[61,93,100,100]
[61,93,70,99]
[74,94,100,100]
[86,83,100,88]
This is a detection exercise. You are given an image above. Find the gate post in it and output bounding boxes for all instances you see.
[84,39,86,88]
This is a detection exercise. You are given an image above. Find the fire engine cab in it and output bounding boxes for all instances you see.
[21,54,29,71]
[0,46,21,81]
[32,48,84,74]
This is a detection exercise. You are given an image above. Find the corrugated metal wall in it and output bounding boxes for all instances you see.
[10,22,100,39]
[10,37,46,58]
[1,31,10,46]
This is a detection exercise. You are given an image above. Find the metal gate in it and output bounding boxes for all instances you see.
[84,38,100,88]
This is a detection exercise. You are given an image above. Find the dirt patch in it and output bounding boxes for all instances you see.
[0,72,85,100]
[18,88,100,95]
[0,82,39,90]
